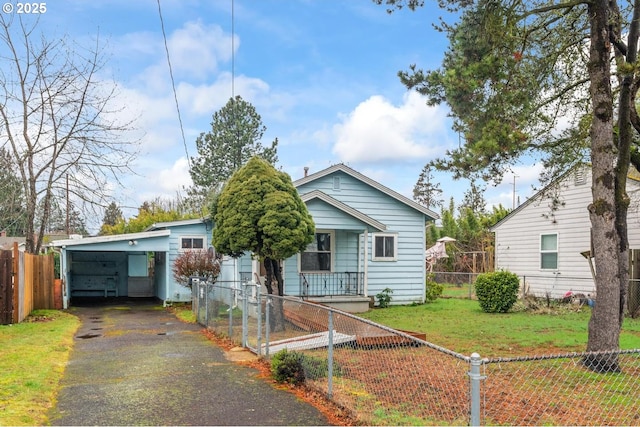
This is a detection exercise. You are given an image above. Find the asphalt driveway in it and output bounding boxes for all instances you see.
[48,298,331,426]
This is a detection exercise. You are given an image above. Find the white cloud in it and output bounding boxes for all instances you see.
[167,20,235,80]
[332,91,451,164]
[157,157,192,193]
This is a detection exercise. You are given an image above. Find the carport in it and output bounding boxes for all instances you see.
[52,230,172,308]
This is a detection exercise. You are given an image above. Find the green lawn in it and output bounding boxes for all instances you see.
[0,310,80,426]
[359,297,640,357]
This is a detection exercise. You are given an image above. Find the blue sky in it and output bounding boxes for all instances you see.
[26,0,541,226]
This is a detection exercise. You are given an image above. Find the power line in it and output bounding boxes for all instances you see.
[157,0,191,170]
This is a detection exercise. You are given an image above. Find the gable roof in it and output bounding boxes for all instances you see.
[51,230,171,247]
[300,190,387,231]
[490,163,640,232]
[294,163,439,220]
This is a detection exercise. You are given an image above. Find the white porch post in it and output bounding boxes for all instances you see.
[363,229,368,297]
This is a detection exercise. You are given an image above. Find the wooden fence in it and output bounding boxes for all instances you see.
[0,250,12,324]
[0,244,58,325]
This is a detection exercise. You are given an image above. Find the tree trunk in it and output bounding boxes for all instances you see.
[584,0,623,372]
[264,257,285,332]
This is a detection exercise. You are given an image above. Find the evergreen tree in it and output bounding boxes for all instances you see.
[102,202,123,227]
[213,157,315,331]
[379,0,635,367]
[413,164,443,210]
[189,96,278,209]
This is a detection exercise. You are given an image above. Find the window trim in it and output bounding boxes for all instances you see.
[299,230,334,273]
[540,233,558,270]
[372,233,398,262]
[179,235,206,252]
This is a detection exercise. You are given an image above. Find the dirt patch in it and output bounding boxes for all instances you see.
[25,315,54,322]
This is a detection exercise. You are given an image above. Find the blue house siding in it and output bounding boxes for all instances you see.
[219,165,436,307]
[153,221,213,302]
[292,165,435,305]
[54,219,218,307]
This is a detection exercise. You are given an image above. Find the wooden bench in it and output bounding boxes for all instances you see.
[71,277,118,297]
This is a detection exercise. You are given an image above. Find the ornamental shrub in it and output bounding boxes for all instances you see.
[270,349,305,385]
[425,274,444,302]
[172,249,221,289]
[475,270,520,313]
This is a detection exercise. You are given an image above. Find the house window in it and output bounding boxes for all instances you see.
[180,236,205,251]
[540,233,558,269]
[301,231,333,272]
[373,233,397,261]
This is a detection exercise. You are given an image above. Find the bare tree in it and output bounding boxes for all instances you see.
[0,16,138,253]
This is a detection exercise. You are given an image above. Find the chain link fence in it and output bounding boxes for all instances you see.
[193,280,640,426]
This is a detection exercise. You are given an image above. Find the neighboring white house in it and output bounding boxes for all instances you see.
[491,164,640,304]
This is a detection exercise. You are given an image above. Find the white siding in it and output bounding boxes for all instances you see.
[494,167,640,297]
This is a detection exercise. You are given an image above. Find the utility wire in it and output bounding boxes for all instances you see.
[157,0,191,170]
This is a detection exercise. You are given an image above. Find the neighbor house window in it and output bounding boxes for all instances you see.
[372,233,397,261]
[540,233,558,269]
[301,231,333,272]
[180,236,205,251]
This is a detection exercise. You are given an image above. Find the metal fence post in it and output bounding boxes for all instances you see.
[256,283,262,356]
[468,352,484,426]
[242,282,248,348]
[327,310,334,398]
[228,282,234,338]
[204,281,209,326]
[265,294,271,358]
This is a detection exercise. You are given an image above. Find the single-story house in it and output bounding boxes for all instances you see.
[53,164,438,312]
[491,164,640,303]
[52,218,225,309]
[234,164,439,310]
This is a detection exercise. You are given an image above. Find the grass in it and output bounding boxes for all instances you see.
[359,295,640,357]
[0,310,80,426]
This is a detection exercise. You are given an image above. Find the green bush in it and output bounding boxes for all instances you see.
[270,349,305,385]
[475,270,520,313]
[425,274,444,302]
[376,287,393,308]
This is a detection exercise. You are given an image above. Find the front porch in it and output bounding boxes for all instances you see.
[299,272,364,297]
[299,272,371,313]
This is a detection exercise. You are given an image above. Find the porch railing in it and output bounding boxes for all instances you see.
[299,272,363,297]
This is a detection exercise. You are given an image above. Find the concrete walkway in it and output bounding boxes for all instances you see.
[48,299,331,426]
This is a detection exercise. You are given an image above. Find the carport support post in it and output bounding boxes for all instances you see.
[468,352,484,426]
[327,310,334,398]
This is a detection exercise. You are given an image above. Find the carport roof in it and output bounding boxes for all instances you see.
[50,230,171,247]
[146,218,210,231]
